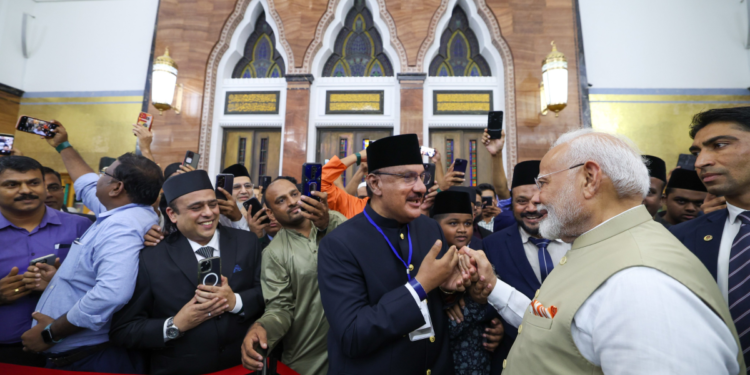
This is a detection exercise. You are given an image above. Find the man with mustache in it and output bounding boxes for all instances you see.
[241,177,344,374]
[110,170,265,374]
[642,155,667,217]
[468,129,743,374]
[0,157,91,367]
[40,167,95,222]
[478,160,570,372]
[654,168,707,228]
[671,106,750,366]
[317,134,470,375]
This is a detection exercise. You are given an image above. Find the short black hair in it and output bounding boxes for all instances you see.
[263,176,298,204]
[689,106,750,139]
[0,156,43,178]
[42,167,61,184]
[477,183,496,195]
[112,153,164,205]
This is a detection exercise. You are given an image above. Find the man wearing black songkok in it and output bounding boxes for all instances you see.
[317,134,470,375]
[642,155,667,217]
[654,169,707,228]
[111,170,264,375]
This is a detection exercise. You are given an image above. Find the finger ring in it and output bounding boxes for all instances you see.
[14,288,19,294]
[208,312,212,317]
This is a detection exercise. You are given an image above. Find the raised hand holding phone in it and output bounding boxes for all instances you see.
[242,323,268,371]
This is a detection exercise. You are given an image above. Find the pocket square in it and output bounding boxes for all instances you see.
[233,264,242,273]
[528,299,557,319]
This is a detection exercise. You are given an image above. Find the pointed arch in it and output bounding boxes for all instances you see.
[321,0,394,77]
[232,12,286,78]
[428,6,491,77]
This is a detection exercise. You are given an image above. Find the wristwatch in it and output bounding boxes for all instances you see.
[41,323,63,344]
[166,317,183,340]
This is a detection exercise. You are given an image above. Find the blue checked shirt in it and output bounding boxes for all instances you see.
[34,173,158,353]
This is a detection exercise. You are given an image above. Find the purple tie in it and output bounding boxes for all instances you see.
[728,212,750,364]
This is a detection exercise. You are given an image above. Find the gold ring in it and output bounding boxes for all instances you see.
[14,288,19,294]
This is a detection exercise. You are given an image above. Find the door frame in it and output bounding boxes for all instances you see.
[220,127,283,176]
[315,127,394,164]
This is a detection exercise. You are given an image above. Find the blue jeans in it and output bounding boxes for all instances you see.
[46,345,144,374]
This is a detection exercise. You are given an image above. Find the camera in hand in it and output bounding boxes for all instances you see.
[0,134,14,155]
[482,197,493,208]
[198,257,222,286]
[676,154,697,171]
[487,111,503,139]
[243,197,271,225]
[423,163,436,190]
[259,175,272,191]
[16,116,58,138]
[215,174,234,200]
[183,151,201,168]
[301,163,322,211]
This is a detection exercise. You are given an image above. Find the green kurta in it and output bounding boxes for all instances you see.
[256,210,346,375]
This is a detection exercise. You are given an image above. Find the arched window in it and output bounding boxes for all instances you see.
[428,6,491,77]
[322,0,393,77]
[232,11,285,78]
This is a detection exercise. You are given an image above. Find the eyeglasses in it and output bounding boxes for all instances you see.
[534,163,584,190]
[233,183,254,190]
[100,171,119,181]
[47,184,63,192]
[372,171,432,186]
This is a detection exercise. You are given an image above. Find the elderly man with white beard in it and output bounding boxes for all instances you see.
[463,129,745,375]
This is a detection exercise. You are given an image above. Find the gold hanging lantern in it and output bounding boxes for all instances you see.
[541,41,568,117]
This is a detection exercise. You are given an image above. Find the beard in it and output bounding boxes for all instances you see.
[538,182,588,240]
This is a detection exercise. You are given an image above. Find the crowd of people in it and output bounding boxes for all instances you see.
[0,106,749,375]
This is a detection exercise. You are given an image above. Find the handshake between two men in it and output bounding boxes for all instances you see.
[415,239,496,304]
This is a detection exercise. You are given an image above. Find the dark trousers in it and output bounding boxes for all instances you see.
[0,342,46,367]
[45,345,145,374]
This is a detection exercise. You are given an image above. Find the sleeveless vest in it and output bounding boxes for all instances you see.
[503,206,746,374]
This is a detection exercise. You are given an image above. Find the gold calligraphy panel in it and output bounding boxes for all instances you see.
[326,91,384,115]
[224,91,280,114]
[433,90,493,115]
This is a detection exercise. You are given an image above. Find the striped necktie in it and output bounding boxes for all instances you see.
[529,237,554,282]
[729,212,750,364]
[196,246,215,259]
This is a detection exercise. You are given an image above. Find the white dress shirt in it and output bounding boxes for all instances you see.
[487,208,740,374]
[163,230,243,341]
[519,227,570,283]
[478,217,495,232]
[717,203,745,303]
[218,201,251,231]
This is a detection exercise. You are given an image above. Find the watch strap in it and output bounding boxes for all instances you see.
[55,141,72,153]
[355,152,361,166]
[43,323,63,344]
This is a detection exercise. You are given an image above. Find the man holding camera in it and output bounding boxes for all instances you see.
[110,170,264,375]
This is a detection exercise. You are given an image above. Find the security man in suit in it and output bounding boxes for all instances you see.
[481,160,571,372]
[318,134,470,375]
[671,106,750,366]
[110,170,264,375]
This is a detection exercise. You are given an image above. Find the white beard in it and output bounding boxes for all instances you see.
[538,183,586,240]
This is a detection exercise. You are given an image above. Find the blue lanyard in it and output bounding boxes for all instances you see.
[363,209,413,280]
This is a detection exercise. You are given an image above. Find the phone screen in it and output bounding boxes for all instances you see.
[16,116,58,138]
[487,111,504,139]
[137,112,153,131]
[0,134,14,155]
[677,154,697,171]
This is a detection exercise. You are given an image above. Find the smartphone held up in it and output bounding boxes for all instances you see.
[16,116,58,138]
[0,134,14,155]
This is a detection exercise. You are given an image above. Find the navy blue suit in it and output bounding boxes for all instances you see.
[492,210,516,233]
[482,223,540,374]
[669,209,728,280]
[318,206,454,375]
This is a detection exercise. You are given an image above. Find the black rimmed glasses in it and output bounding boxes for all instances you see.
[534,163,584,190]
[372,171,432,186]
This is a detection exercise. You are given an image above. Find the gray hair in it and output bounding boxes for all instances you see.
[551,129,649,199]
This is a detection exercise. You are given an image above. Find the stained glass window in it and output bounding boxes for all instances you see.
[237,137,247,165]
[428,6,491,77]
[232,12,286,78]
[446,139,455,168]
[322,0,393,77]
[259,138,269,176]
[339,138,348,186]
[469,139,478,186]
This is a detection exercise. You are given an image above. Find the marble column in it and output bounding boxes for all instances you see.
[398,73,427,144]
[282,74,314,180]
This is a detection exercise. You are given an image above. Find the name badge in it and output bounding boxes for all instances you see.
[409,300,435,341]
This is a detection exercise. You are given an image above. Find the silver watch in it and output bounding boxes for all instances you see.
[166,316,182,340]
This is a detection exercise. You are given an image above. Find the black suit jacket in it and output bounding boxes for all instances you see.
[670,209,728,280]
[110,226,264,375]
[482,223,540,373]
[318,206,454,375]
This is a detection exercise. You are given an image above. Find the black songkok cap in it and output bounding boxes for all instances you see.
[222,163,251,178]
[432,191,473,216]
[367,134,423,172]
[511,160,541,189]
[164,163,182,180]
[667,169,707,192]
[163,170,214,203]
[643,155,667,183]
